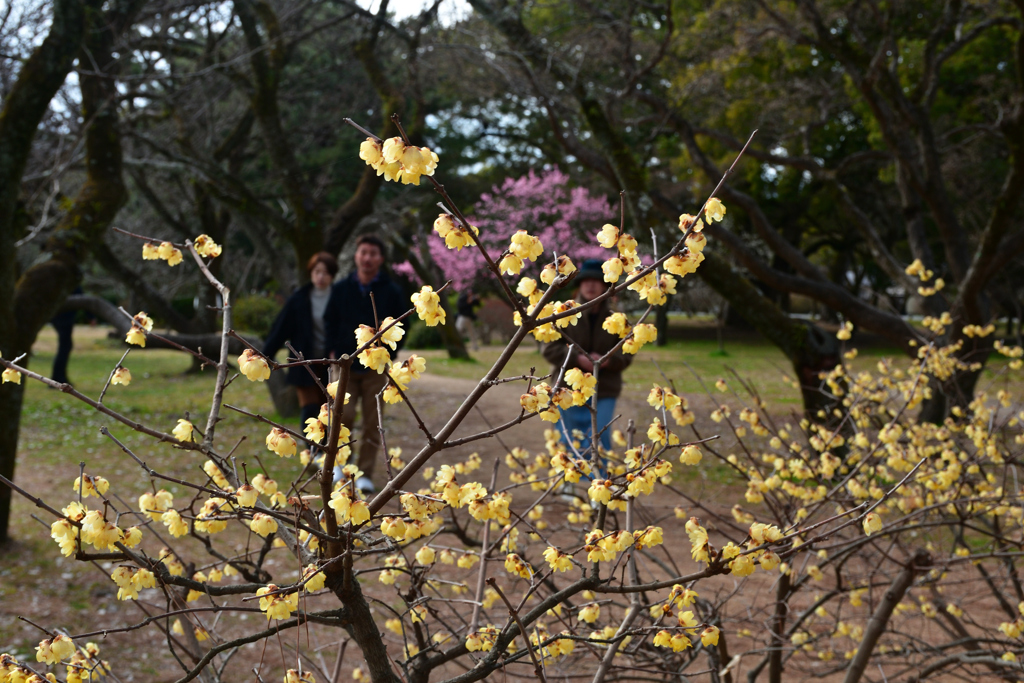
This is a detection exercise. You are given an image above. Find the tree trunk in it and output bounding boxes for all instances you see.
[0,0,93,544]
[0,374,26,544]
[918,337,992,424]
[698,252,843,420]
[327,571,400,683]
[0,0,144,541]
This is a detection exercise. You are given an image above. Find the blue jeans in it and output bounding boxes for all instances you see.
[557,397,617,453]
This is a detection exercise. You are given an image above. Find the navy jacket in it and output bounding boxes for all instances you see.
[263,284,331,387]
[325,270,407,364]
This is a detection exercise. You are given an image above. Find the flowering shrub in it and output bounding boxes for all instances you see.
[1,117,1024,683]
[396,167,612,291]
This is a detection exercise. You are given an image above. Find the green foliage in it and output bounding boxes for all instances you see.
[404,319,444,350]
[233,295,280,337]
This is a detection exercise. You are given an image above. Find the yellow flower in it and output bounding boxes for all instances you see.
[266,427,297,457]
[238,349,271,381]
[416,546,436,565]
[303,417,325,443]
[381,517,407,539]
[250,513,279,537]
[358,346,391,373]
[602,312,629,337]
[617,233,637,256]
[730,554,755,577]
[257,584,298,620]
[378,318,405,350]
[704,197,726,222]
[578,603,600,623]
[602,257,624,283]
[1,368,21,384]
[139,490,173,520]
[623,323,657,354]
[433,214,477,250]
[157,241,176,260]
[759,551,781,571]
[517,277,538,298]
[35,635,75,664]
[252,473,278,496]
[543,546,573,572]
[142,242,160,259]
[862,512,883,535]
[509,230,544,261]
[667,634,692,651]
[235,485,258,508]
[72,473,109,498]
[111,367,131,386]
[466,627,497,652]
[382,137,405,164]
[301,565,325,593]
[132,311,154,331]
[565,368,597,397]
[166,247,184,266]
[499,253,524,275]
[411,286,446,326]
[596,223,619,248]
[588,479,614,505]
[680,445,702,465]
[634,526,663,549]
[647,418,679,446]
[401,144,439,176]
[193,234,222,258]
[700,625,720,647]
[664,250,703,277]
[360,138,383,166]
[457,553,480,569]
[349,500,370,525]
[504,553,532,579]
[172,419,195,442]
[125,327,146,347]
[678,213,703,232]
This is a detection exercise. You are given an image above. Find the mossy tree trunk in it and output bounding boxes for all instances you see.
[0,0,144,542]
[0,0,92,544]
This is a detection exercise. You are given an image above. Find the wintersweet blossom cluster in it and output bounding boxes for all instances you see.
[354,317,404,373]
[141,240,183,266]
[238,349,271,381]
[124,311,153,347]
[359,136,439,185]
[410,285,446,326]
[1,352,21,384]
[13,118,1024,683]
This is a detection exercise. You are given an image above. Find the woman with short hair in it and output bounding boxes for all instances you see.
[263,252,339,426]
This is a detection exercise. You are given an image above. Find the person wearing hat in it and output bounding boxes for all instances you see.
[541,258,632,453]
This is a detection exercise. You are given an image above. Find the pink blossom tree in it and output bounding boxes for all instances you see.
[397,168,612,291]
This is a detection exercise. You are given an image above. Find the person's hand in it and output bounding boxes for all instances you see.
[590,351,611,369]
[576,354,595,372]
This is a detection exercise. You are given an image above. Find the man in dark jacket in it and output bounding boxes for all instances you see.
[541,259,631,453]
[325,235,406,492]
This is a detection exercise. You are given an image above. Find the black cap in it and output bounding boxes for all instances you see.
[577,258,604,283]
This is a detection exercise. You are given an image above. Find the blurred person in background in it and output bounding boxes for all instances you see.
[542,259,631,454]
[455,289,481,350]
[325,235,406,493]
[263,252,339,429]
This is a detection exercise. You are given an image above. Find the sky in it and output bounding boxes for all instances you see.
[359,0,472,25]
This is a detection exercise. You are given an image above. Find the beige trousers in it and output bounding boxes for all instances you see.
[341,371,389,479]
